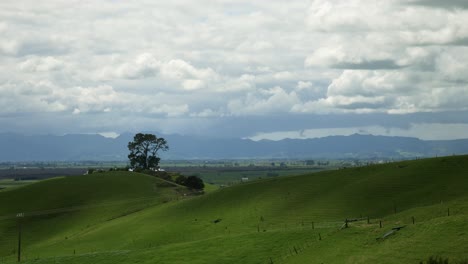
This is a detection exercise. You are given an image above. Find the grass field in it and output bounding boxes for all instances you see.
[178,167,328,185]
[0,179,37,191]
[0,156,467,263]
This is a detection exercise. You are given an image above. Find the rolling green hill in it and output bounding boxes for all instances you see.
[0,172,187,260]
[1,156,467,263]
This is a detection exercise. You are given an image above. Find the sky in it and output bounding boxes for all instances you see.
[1,0,468,140]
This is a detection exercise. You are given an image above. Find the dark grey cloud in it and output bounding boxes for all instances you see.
[123,110,468,139]
[408,0,468,9]
[333,60,404,70]
[450,38,468,46]
[17,39,70,57]
[4,110,468,138]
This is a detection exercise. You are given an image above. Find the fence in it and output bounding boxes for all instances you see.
[0,200,462,264]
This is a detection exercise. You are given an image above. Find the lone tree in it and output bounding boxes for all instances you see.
[128,133,168,170]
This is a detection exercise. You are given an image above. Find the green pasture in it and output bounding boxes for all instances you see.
[178,168,328,185]
[0,179,37,192]
[0,156,467,263]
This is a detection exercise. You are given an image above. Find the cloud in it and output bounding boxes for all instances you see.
[297,81,313,90]
[436,48,468,81]
[228,86,300,115]
[408,0,468,9]
[292,69,468,115]
[19,56,64,72]
[306,0,390,31]
[99,54,219,91]
[190,108,224,118]
[160,59,219,90]
[48,85,122,114]
[237,40,274,52]
[0,0,467,139]
[112,53,162,80]
[0,39,19,56]
[148,104,189,117]
[305,45,404,70]
[306,0,468,47]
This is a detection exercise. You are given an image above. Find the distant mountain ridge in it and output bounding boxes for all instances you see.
[0,132,467,161]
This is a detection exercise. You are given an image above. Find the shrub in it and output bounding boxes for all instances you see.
[175,175,187,185]
[420,256,448,264]
[185,175,204,190]
[154,171,171,181]
[420,256,468,264]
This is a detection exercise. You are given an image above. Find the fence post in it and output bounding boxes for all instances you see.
[447,208,450,216]
[18,220,22,262]
[412,216,415,224]
[318,233,322,241]
[379,220,382,228]
[16,213,24,263]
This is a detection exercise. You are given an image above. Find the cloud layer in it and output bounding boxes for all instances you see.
[1,0,467,139]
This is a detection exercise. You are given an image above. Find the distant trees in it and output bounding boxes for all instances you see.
[128,133,168,170]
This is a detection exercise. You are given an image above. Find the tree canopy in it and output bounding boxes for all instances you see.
[185,175,205,190]
[175,175,204,190]
[128,133,168,170]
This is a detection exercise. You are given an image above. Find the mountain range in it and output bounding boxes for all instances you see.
[1,132,467,161]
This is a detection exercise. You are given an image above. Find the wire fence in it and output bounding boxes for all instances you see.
[0,198,464,264]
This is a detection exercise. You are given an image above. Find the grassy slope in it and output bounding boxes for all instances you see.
[0,179,37,192]
[1,156,468,263]
[0,172,187,259]
[286,198,468,264]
